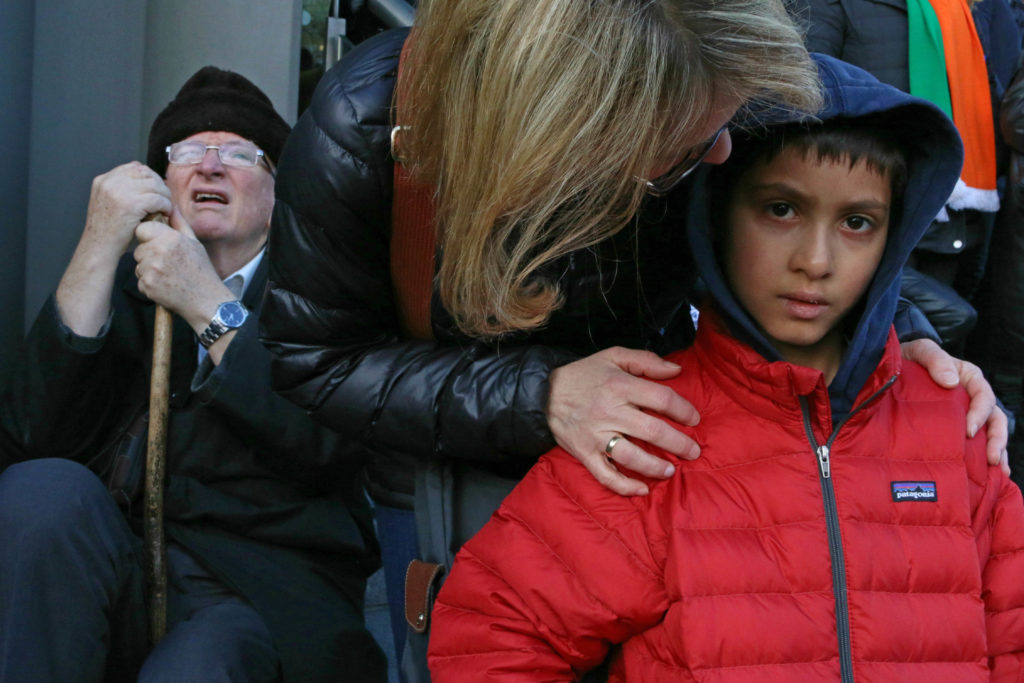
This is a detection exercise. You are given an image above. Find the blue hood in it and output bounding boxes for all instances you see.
[686,54,964,418]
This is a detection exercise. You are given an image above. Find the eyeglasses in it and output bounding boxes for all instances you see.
[166,141,268,169]
[644,126,726,197]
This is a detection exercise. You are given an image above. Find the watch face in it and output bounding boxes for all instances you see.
[217,301,248,328]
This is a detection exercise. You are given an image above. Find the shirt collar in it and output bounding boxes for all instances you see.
[223,248,265,300]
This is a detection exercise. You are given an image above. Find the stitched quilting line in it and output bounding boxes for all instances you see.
[543,459,664,583]
[459,541,653,652]
[672,588,981,600]
[668,519,974,532]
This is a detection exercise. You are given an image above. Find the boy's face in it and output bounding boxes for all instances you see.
[724,146,891,380]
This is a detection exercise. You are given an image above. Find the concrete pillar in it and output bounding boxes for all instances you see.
[0,0,35,378]
[23,0,147,332]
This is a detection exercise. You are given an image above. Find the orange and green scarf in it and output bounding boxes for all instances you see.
[908,0,999,215]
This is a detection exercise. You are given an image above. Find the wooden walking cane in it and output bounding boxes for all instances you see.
[143,213,171,644]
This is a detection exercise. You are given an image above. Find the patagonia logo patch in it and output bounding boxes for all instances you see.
[891,481,937,502]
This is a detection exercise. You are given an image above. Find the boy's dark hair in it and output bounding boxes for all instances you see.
[710,114,909,236]
[704,114,912,338]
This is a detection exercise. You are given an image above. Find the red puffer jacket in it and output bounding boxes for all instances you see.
[429,315,1024,681]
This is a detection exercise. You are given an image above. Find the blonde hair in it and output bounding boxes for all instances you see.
[396,0,822,338]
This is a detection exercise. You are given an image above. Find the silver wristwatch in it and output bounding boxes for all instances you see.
[198,300,249,348]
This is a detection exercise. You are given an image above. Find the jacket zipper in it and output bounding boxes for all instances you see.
[798,374,898,683]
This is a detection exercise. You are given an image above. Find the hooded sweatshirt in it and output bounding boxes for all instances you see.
[428,55,1024,682]
[689,53,963,421]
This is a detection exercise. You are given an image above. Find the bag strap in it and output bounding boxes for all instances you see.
[390,37,437,341]
[391,38,446,644]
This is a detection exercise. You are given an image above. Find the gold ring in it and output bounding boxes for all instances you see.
[604,434,623,456]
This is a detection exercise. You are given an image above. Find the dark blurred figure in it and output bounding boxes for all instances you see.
[971,51,1024,479]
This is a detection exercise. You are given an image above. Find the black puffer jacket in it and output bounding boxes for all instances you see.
[260,29,698,508]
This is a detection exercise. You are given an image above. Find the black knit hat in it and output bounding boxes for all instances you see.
[146,66,290,177]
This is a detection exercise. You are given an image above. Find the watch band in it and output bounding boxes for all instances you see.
[198,300,248,349]
[198,318,230,348]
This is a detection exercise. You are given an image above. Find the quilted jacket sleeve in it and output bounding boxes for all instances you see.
[260,29,573,465]
[427,452,668,680]
[968,430,1024,677]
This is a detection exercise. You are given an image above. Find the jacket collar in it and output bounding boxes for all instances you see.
[692,309,902,428]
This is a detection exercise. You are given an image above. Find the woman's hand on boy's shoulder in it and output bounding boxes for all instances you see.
[901,338,1010,475]
[546,347,701,496]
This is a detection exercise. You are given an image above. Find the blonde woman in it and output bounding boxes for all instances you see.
[260,0,1008,673]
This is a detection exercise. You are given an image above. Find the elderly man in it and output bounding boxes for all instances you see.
[0,68,385,682]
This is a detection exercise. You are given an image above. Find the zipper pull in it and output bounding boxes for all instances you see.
[817,445,831,479]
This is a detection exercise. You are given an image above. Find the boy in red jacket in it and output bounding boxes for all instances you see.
[428,56,1024,681]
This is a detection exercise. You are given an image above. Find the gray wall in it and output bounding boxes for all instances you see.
[24,0,148,334]
[0,0,36,383]
[2,0,300,376]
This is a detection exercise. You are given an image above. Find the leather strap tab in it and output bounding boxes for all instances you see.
[404,559,445,633]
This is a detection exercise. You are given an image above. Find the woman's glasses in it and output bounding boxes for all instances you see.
[644,127,726,197]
